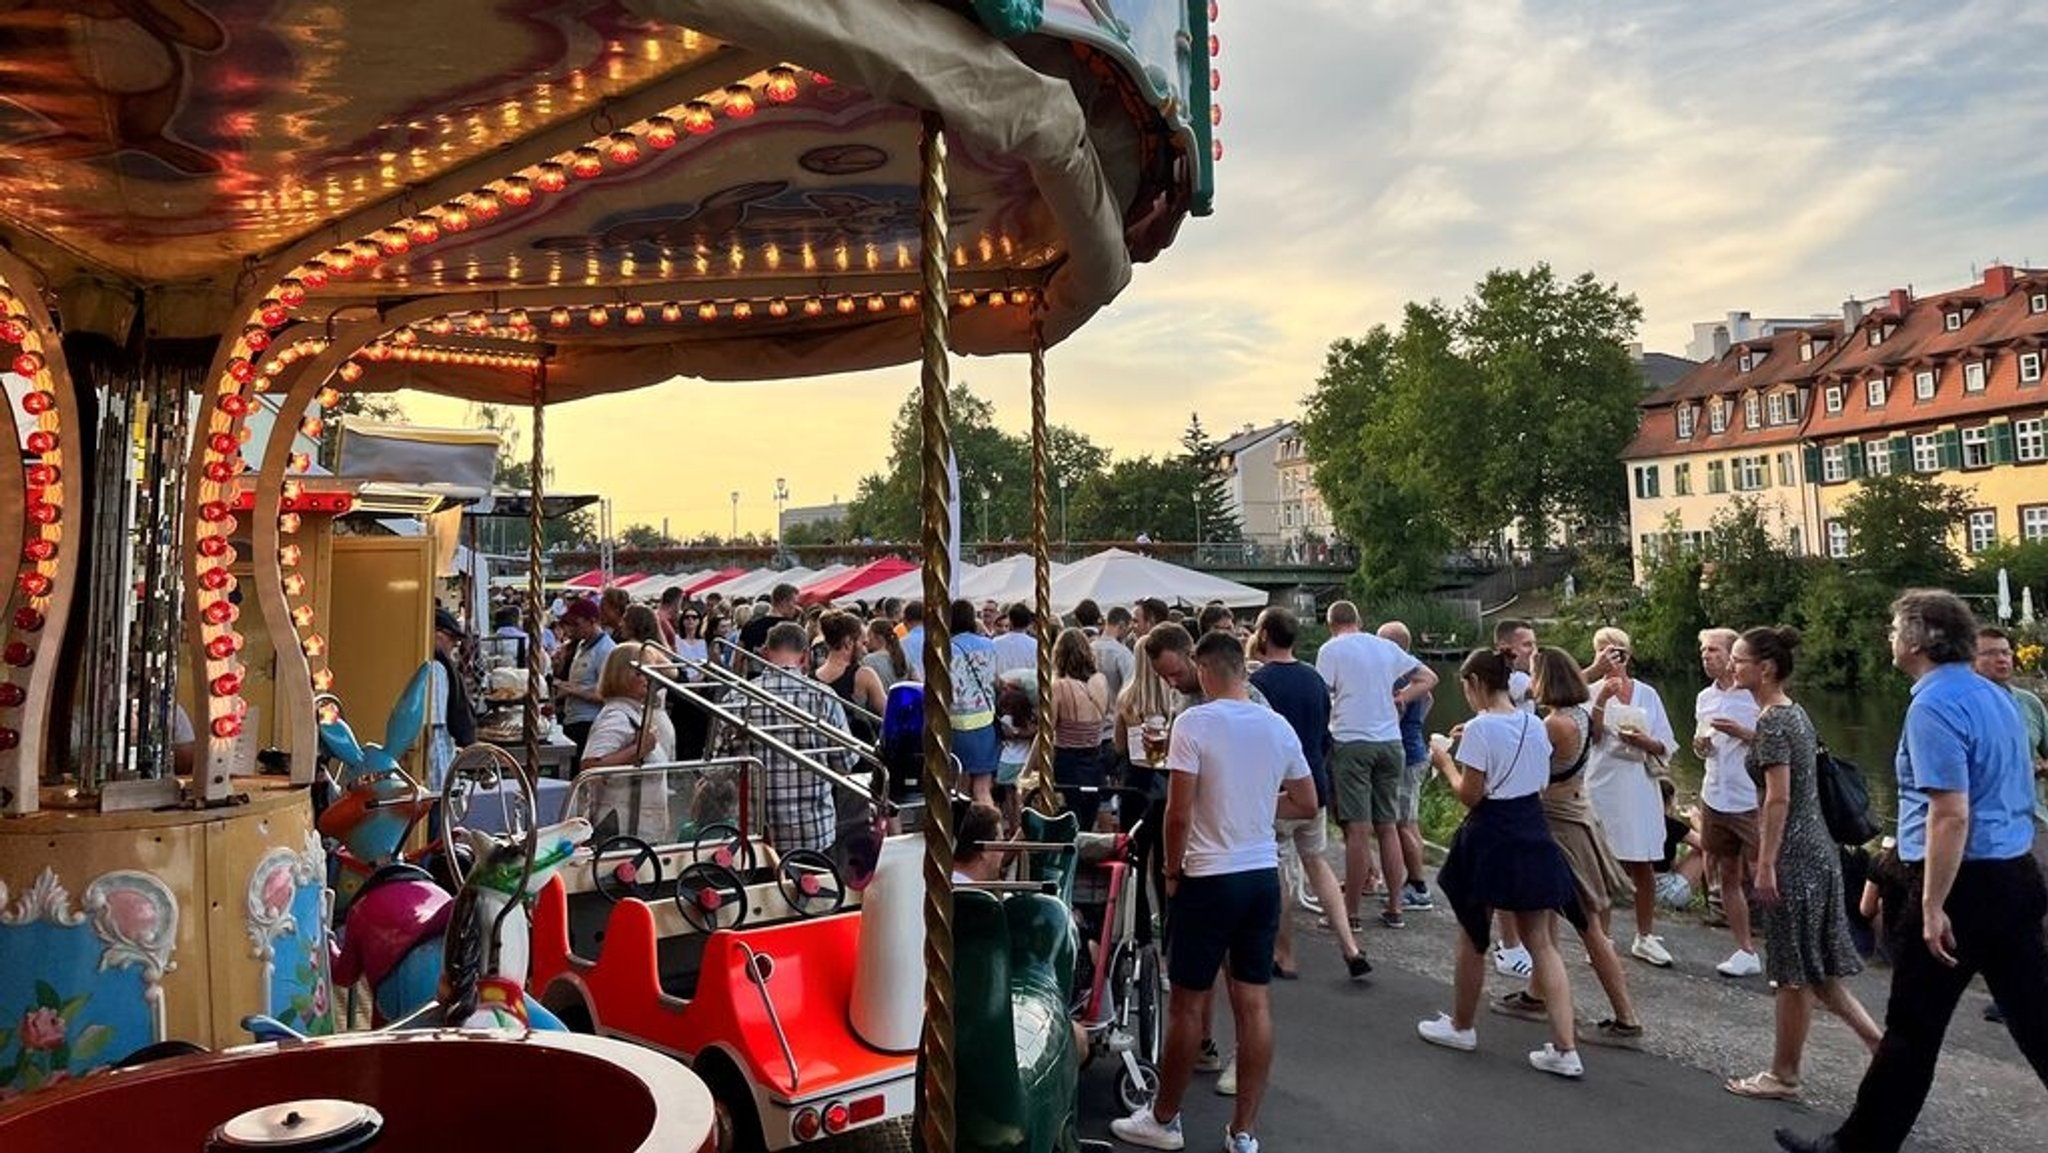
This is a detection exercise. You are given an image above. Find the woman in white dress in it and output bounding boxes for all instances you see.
[1581,627,1679,969]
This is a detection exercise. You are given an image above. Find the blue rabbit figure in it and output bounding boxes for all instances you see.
[317,663,438,918]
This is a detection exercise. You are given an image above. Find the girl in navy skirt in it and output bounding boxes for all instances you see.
[1419,649,1587,1078]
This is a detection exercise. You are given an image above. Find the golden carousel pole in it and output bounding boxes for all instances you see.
[914,109,959,1153]
[522,364,548,789]
[1025,312,1058,816]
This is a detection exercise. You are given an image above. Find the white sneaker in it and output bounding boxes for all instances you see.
[1215,1054,1237,1096]
[1223,1129,1260,1153]
[1417,1012,1478,1052]
[1111,1106,1185,1150]
[1716,948,1762,978]
[1493,943,1533,980]
[1528,1043,1584,1079]
[1630,933,1674,968]
[1192,1038,1226,1073]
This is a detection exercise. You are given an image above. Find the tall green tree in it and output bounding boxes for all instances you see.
[1068,455,1213,542]
[1701,496,1805,630]
[1837,472,1973,589]
[616,523,679,550]
[1179,413,1242,542]
[468,404,597,553]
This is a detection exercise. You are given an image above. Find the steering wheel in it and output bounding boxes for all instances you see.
[775,849,846,918]
[592,834,664,904]
[689,822,755,874]
[672,862,749,934]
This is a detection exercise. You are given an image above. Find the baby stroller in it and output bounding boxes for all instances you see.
[1057,784,1164,1113]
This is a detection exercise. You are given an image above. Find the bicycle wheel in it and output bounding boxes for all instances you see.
[1134,944,1162,1064]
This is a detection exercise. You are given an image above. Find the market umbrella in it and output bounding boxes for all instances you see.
[799,557,918,605]
[2000,568,2014,622]
[2024,586,2038,627]
[1049,548,1268,617]
[959,554,1067,607]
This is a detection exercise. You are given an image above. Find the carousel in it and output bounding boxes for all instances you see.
[0,2,1217,1150]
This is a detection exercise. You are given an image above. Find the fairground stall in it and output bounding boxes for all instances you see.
[0,3,1216,1149]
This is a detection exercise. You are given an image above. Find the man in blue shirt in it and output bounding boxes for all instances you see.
[1779,590,2048,1153]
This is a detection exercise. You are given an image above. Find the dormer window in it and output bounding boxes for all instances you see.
[1867,327,1882,347]
[1737,351,1753,373]
[2032,292,2047,314]
[1944,310,1964,332]
[1676,405,1696,439]
[1868,375,1888,407]
[1800,341,1814,363]
[1709,399,1728,433]
[1745,394,1762,429]
[1767,392,1787,425]
[1915,369,1937,400]
[1964,361,1987,392]
[1824,385,1843,414]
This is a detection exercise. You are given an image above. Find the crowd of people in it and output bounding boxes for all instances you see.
[457,577,2048,1153]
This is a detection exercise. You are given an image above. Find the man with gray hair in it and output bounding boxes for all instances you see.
[1379,620,1436,915]
[1695,626,1763,979]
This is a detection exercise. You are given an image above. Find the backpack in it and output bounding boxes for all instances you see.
[1815,743,1881,847]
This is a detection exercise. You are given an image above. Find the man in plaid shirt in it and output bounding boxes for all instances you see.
[731,622,850,854]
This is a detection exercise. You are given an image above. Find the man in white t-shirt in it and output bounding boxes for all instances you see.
[991,603,1039,677]
[1316,601,1435,932]
[1113,631,1317,1153]
[1494,618,1538,714]
[1692,627,1763,978]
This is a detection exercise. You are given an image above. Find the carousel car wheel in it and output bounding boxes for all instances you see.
[690,821,755,873]
[1116,1060,1161,1115]
[591,834,664,904]
[774,849,845,917]
[692,1050,766,1153]
[672,861,750,934]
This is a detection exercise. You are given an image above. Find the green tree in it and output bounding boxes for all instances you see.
[616,523,679,550]
[1837,472,1973,589]
[1700,496,1805,630]
[1068,455,1212,542]
[1965,539,2048,608]
[782,518,847,547]
[1179,413,1242,542]
[468,404,597,553]
[1790,560,1899,691]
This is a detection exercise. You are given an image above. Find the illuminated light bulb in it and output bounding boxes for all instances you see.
[569,147,604,179]
[200,566,233,591]
[227,357,255,383]
[681,101,715,134]
[394,327,420,346]
[292,604,317,628]
[283,573,306,596]
[501,176,533,206]
[202,599,238,626]
[325,247,356,275]
[0,314,24,342]
[27,502,58,526]
[660,302,683,323]
[14,351,45,377]
[244,326,272,351]
[535,162,568,192]
[21,389,55,415]
[507,308,531,329]
[1210,0,1219,20]
[260,302,290,328]
[18,571,52,597]
[212,672,242,697]
[408,217,441,245]
[1211,67,1221,92]
[428,317,454,336]
[732,300,753,319]
[351,241,382,268]
[957,291,977,308]
[698,302,718,321]
[289,452,312,473]
[211,714,244,740]
[836,297,857,314]
[768,298,789,318]
[279,544,303,567]
[0,684,24,707]
[204,459,236,483]
[440,203,471,232]
[587,305,610,327]
[315,388,343,413]
[466,311,491,331]
[362,342,391,362]
[277,280,307,307]
[302,633,327,658]
[14,607,44,631]
[311,668,335,692]
[219,393,251,416]
[206,632,242,660]
[988,291,1008,309]
[607,131,642,165]
[1213,138,1224,162]
[23,539,56,562]
[723,84,756,118]
[623,303,646,325]
[25,431,55,454]
[764,66,799,103]
[299,416,324,438]
[197,536,230,559]
[898,294,917,311]
[803,297,824,316]
[338,360,365,383]
[278,513,302,534]
[1212,103,1223,127]
[645,116,678,149]
[281,480,304,503]
[200,500,230,523]
[549,306,572,328]
[1210,33,1219,55]
[379,228,411,255]
[470,192,502,220]
[3,642,32,667]
[1010,290,1033,306]
[0,728,17,751]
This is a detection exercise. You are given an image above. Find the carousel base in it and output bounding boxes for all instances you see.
[0,1029,716,1151]
[0,777,331,1096]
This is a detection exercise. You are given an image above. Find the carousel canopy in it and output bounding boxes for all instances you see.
[0,1,1217,396]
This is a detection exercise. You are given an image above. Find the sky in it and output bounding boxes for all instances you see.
[390,0,2048,539]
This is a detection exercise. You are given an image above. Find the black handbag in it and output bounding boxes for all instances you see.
[1815,743,1882,846]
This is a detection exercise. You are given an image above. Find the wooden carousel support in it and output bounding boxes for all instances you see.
[915,109,960,1153]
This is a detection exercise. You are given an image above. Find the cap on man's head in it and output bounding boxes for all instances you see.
[434,607,466,637]
[563,598,601,623]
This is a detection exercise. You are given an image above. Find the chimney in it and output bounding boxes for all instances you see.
[1984,264,2016,299]
[1842,298,1864,329]
[1712,326,1731,359]
[1888,287,1912,315]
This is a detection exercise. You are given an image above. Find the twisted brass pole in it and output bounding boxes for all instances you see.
[523,367,547,789]
[1026,314,1058,816]
[914,109,959,1153]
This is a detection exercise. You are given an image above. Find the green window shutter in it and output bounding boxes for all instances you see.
[1891,435,1911,473]
[1992,421,2016,464]
[1844,442,1864,479]
[1938,429,1961,470]
[1803,446,1821,479]
[1760,454,1773,487]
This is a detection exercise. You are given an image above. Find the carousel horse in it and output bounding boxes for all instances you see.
[324,816,591,1031]
[316,663,442,918]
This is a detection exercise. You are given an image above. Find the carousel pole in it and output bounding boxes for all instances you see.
[914,109,959,1153]
[522,365,548,788]
[1025,314,1058,816]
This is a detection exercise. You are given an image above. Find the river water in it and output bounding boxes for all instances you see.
[1419,661,1909,827]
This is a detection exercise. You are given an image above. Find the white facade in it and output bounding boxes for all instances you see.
[1213,422,1291,546]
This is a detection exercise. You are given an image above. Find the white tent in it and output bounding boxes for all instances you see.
[959,553,1067,606]
[633,571,706,600]
[695,567,790,601]
[1050,548,1268,616]
[842,561,977,607]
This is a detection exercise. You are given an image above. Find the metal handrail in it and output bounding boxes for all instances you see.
[737,941,801,1093]
[560,756,761,843]
[633,660,884,807]
[713,637,885,727]
[644,652,887,776]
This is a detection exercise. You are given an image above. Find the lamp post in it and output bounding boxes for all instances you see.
[729,490,739,542]
[774,477,789,552]
[1058,475,1069,545]
[978,485,991,544]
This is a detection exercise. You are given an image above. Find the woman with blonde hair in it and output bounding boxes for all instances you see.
[1583,626,1680,968]
[580,642,675,841]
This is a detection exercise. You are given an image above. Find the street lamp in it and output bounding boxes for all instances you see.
[1058,475,1069,545]
[978,485,991,543]
[773,477,789,551]
[729,490,739,541]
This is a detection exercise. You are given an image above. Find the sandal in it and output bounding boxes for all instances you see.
[1724,1071,1800,1100]
[1489,990,1548,1022]
[1583,1019,1645,1049]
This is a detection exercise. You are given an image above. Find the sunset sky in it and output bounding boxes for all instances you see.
[390,0,2048,538]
